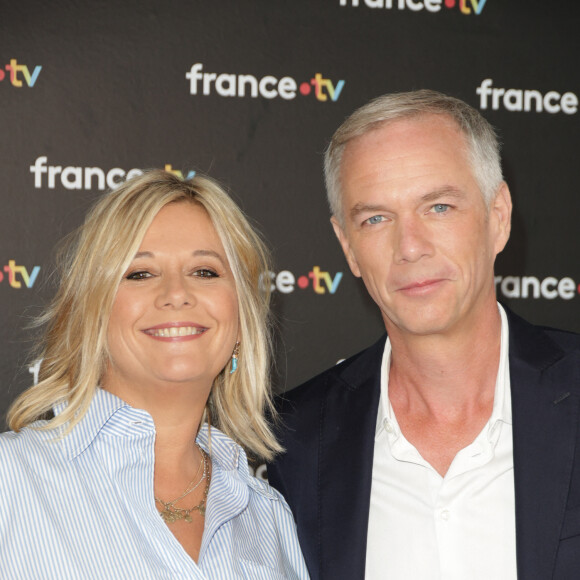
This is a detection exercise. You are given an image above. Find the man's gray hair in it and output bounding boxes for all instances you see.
[324,89,503,224]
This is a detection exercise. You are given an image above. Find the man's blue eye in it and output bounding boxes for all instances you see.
[366,215,384,225]
[433,204,449,213]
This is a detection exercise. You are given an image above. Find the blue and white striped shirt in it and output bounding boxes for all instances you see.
[0,388,309,579]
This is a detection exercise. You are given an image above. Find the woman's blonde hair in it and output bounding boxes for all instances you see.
[8,169,281,460]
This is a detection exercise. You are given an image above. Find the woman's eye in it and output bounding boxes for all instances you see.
[365,215,385,225]
[432,204,450,213]
[126,271,152,280]
[195,269,218,278]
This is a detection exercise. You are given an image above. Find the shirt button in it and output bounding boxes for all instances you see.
[384,421,394,434]
[441,510,450,521]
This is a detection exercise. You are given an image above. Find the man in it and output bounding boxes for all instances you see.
[268,90,580,580]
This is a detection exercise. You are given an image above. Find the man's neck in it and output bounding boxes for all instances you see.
[385,303,503,475]
[387,303,502,411]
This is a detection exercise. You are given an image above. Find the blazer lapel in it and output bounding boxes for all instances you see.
[318,336,385,579]
[508,311,580,580]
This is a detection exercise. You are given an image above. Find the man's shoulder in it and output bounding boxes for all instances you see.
[505,305,580,362]
[276,334,387,413]
[268,335,386,504]
[540,325,580,350]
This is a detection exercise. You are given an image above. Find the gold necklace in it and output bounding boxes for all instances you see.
[155,447,211,523]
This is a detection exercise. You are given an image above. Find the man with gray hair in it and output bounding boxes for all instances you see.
[268,90,580,580]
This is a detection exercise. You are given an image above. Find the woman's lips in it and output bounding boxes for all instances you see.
[142,323,208,341]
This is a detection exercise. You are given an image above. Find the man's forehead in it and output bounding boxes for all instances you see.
[340,114,471,189]
[338,115,480,219]
[345,112,464,152]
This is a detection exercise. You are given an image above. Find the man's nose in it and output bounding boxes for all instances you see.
[392,216,434,264]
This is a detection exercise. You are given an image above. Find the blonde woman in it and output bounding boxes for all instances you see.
[0,169,309,579]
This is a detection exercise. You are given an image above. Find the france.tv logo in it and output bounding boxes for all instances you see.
[444,0,488,14]
[186,63,345,102]
[260,267,343,294]
[1,260,41,289]
[0,59,42,87]
[340,0,488,15]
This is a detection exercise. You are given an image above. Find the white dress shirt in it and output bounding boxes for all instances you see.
[365,305,517,580]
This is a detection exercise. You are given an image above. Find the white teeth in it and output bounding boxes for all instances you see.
[150,326,204,337]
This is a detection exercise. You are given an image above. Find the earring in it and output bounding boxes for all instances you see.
[230,341,240,374]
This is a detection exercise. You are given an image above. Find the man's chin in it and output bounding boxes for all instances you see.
[383,310,457,338]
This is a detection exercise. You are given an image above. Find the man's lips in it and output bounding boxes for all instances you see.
[142,322,208,339]
[396,278,447,294]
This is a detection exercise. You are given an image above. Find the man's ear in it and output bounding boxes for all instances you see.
[331,216,361,278]
[491,182,512,256]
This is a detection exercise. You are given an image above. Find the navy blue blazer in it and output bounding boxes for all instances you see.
[268,309,580,579]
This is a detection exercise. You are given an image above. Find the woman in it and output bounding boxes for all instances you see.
[0,169,309,579]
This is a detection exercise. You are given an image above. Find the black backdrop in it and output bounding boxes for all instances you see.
[1,0,578,426]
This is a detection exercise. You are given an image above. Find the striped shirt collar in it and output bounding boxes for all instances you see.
[54,388,277,500]
[54,387,134,460]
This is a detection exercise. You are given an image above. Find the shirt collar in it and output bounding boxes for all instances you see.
[376,339,393,437]
[196,424,278,500]
[55,388,277,499]
[196,423,243,472]
[490,303,512,428]
[55,387,150,460]
[55,388,251,465]
[377,302,512,439]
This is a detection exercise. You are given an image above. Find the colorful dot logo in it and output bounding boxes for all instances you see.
[338,0,488,15]
[261,267,344,295]
[0,59,42,87]
[0,260,41,288]
[186,64,345,101]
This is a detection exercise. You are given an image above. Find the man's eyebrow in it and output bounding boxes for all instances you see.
[348,187,466,220]
[349,203,389,220]
[420,186,466,203]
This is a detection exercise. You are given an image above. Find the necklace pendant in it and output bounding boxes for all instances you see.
[160,509,174,524]
[155,446,210,524]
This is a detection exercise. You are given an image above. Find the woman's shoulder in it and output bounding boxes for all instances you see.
[0,422,59,474]
[200,424,292,510]
[241,465,298,524]
[245,471,287,503]
[238,467,309,575]
[0,422,45,446]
